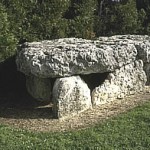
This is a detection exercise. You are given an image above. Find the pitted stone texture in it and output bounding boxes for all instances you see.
[97,35,150,63]
[97,35,150,46]
[26,75,52,102]
[134,42,150,84]
[52,76,91,119]
[97,35,150,84]
[16,38,137,78]
[92,60,147,106]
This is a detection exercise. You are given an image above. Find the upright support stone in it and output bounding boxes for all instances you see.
[26,75,52,102]
[92,60,147,106]
[52,76,92,119]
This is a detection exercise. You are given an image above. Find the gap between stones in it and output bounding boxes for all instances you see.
[80,72,110,92]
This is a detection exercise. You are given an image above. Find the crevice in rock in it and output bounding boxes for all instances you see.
[80,72,110,91]
[50,77,56,89]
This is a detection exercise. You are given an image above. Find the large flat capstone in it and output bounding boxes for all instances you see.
[16,38,137,78]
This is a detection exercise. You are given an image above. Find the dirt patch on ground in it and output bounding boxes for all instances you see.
[0,87,150,133]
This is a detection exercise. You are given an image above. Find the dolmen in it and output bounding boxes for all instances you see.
[16,35,150,119]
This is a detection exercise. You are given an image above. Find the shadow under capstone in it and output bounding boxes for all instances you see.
[0,56,53,119]
[80,72,110,91]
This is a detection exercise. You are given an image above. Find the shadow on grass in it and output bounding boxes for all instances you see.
[0,56,53,119]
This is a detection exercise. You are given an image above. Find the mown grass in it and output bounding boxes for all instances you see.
[0,101,150,150]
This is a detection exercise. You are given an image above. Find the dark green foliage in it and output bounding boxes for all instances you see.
[136,0,150,35]
[1,0,150,40]
[0,3,17,62]
[116,0,139,34]
[65,0,97,39]
[1,0,150,61]
[95,0,140,36]
[137,9,147,34]
[1,0,70,42]
[1,0,97,47]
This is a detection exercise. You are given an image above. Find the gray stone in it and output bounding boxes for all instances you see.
[26,75,52,102]
[134,42,150,85]
[16,38,137,78]
[15,35,150,116]
[92,60,147,106]
[97,35,150,84]
[96,35,150,64]
[97,35,150,46]
[52,76,91,119]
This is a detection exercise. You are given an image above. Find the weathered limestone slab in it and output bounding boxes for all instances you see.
[15,35,150,119]
[16,38,137,78]
[26,75,52,102]
[52,76,91,119]
[97,35,150,63]
[97,35,150,84]
[92,60,147,106]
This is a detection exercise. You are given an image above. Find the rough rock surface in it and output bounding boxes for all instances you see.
[97,35,150,84]
[16,38,137,78]
[16,35,150,119]
[92,60,147,106]
[26,75,52,102]
[52,76,91,119]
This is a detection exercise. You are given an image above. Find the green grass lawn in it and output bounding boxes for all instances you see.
[0,101,150,150]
